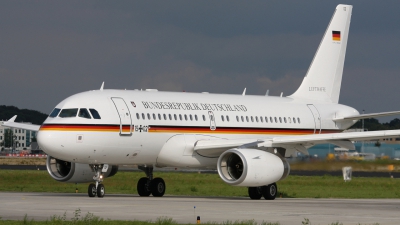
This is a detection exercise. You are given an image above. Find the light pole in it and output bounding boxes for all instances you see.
[13,135,17,153]
[362,109,365,153]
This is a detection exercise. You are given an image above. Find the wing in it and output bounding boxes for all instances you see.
[2,115,41,132]
[194,130,400,157]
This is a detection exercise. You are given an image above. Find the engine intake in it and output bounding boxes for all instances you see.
[217,148,290,186]
[46,156,118,183]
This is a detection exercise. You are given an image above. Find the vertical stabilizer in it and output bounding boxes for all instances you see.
[289,5,352,103]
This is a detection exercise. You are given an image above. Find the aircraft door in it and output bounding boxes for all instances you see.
[307,104,321,134]
[111,97,132,135]
[208,111,216,131]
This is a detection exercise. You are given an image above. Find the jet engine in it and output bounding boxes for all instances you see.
[217,148,290,186]
[46,156,118,183]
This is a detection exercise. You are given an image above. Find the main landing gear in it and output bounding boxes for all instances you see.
[137,166,166,197]
[88,164,107,198]
[248,183,277,200]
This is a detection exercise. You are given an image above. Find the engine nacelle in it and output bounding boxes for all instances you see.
[217,148,290,187]
[46,156,118,183]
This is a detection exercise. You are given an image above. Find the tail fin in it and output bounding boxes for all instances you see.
[289,4,352,103]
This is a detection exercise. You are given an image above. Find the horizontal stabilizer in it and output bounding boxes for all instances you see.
[333,111,400,121]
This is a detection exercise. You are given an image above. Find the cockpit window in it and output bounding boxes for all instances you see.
[59,108,78,118]
[49,108,61,118]
[89,109,101,119]
[78,108,92,119]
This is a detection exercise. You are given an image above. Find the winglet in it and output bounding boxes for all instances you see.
[8,115,17,122]
[100,82,104,91]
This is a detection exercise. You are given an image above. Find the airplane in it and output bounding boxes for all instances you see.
[4,4,400,200]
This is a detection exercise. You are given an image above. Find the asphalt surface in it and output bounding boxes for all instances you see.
[1,165,399,178]
[0,192,399,224]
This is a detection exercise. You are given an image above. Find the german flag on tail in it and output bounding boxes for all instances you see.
[332,31,341,41]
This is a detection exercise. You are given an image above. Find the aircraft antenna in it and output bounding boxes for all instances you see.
[242,88,246,96]
[266,90,269,96]
[100,82,104,91]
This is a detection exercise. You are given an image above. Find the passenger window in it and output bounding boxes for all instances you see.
[184,114,188,121]
[78,108,92,119]
[236,116,239,122]
[59,108,78,118]
[190,115,193,121]
[169,114,172,120]
[270,117,273,123]
[147,113,151,120]
[49,108,61,118]
[274,117,277,123]
[279,117,282,123]
[195,115,198,121]
[241,116,244,122]
[227,116,229,122]
[174,114,177,120]
[89,109,101,119]
[142,113,145,120]
[164,114,167,120]
[293,117,296,123]
[284,117,287,123]
[136,113,140,120]
[179,114,182,120]
[221,115,224,121]
[298,118,301,123]
[251,116,254,122]
[158,114,161,120]
[202,115,206,121]
[246,116,249,122]
[260,116,263,123]
[255,117,259,122]
[153,113,156,120]
[288,117,291,123]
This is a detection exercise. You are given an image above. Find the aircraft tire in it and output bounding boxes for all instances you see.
[248,187,262,200]
[137,177,151,196]
[151,177,165,197]
[97,184,105,198]
[261,183,277,200]
[88,183,97,197]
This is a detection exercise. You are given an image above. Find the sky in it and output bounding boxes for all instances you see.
[1,1,400,122]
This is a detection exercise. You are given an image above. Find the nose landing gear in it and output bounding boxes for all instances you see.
[137,166,166,197]
[87,164,107,198]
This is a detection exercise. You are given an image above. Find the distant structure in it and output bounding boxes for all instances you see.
[0,121,38,151]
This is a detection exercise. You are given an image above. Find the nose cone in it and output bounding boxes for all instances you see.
[37,130,66,160]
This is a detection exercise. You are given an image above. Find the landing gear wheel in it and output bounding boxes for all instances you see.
[97,183,105,198]
[151,178,165,197]
[137,177,151,196]
[88,183,96,197]
[262,183,277,200]
[248,187,262,200]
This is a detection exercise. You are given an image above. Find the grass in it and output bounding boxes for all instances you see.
[0,170,400,198]
[0,212,381,225]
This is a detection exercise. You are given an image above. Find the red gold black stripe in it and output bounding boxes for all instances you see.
[39,124,341,135]
[332,31,341,41]
[40,124,131,132]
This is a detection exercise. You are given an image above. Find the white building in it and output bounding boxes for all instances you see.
[0,121,37,151]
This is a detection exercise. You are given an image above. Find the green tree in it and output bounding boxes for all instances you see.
[3,129,14,148]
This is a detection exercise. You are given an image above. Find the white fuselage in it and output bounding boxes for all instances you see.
[37,89,358,168]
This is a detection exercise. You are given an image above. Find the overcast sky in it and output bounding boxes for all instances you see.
[1,1,399,122]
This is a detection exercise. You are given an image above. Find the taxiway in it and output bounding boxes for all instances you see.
[0,192,399,224]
